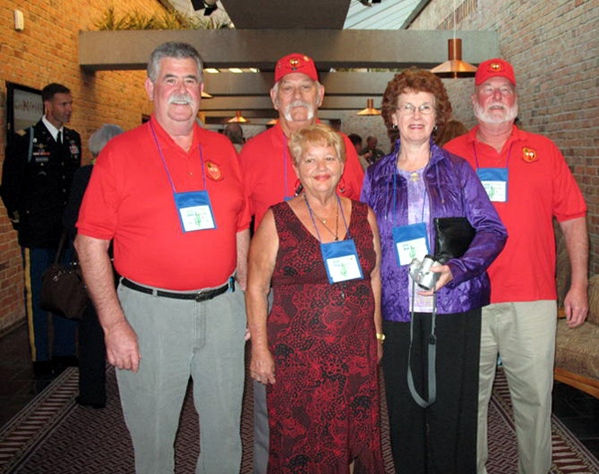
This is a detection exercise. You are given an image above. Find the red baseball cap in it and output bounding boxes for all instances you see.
[275,53,319,83]
[475,58,516,86]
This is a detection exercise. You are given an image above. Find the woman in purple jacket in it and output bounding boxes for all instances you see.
[361,68,507,474]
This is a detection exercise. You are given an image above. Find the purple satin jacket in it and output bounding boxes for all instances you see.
[361,140,507,322]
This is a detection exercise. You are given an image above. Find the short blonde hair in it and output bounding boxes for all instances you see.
[288,124,346,167]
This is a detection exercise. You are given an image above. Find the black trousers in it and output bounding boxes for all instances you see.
[383,308,481,474]
[78,303,106,405]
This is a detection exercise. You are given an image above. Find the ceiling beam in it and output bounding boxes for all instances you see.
[203,71,397,96]
[220,0,351,30]
[200,96,380,111]
[79,29,499,71]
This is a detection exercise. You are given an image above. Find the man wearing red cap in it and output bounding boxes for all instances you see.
[240,53,364,472]
[445,58,588,474]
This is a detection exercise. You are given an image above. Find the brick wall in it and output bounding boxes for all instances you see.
[411,0,599,274]
[0,0,166,332]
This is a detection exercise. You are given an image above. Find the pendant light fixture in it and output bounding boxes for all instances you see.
[430,0,477,78]
[356,98,381,116]
[228,110,249,123]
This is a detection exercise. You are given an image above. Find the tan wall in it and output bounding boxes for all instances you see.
[0,0,166,331]
[411,0,599,273]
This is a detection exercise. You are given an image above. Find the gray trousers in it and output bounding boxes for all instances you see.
[253,291,272,474]
[116,281,246,474]
[253,381,269,473]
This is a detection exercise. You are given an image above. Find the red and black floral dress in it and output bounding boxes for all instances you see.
[266,200,384,474]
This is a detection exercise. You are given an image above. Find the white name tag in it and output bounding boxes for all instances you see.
[325,254,363,283]
[481,181,507,202]
[396,237,428,266]
[180,205,215,231]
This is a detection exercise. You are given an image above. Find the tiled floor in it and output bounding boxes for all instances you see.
[552,379,599,459]
[1,322,598,461]
[0,323,59,427]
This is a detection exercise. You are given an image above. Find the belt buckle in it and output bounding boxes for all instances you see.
[195,291,206,302]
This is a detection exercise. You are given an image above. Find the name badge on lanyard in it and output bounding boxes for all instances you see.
[393,222,429,266]
[477,168,508,202]
[150,122,217,233]
[473,141,511,203]
[304,194,364,285]
[321,239,363,284]
[175,190,217,232]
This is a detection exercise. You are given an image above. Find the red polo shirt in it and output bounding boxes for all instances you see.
[77,117,250,290]
[445,126,586,303]
[240,123,364,229]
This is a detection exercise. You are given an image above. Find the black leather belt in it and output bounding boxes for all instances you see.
[121,278,231,302]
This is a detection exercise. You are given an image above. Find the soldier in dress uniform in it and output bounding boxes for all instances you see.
[1,83,81,378]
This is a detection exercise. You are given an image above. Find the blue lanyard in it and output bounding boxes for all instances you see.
[304,194,349,243]
[473,141,513,170]
[150,122,208,193]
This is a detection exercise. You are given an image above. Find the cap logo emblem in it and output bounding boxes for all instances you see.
[289,58,300,70]
[490,62,503,72]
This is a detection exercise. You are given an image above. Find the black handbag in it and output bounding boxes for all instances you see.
[433,217,476,263]
[40,231,88,320]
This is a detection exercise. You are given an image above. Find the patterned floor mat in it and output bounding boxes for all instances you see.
[0,365,597,473]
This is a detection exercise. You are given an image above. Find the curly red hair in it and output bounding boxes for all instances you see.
[381,67,453,144]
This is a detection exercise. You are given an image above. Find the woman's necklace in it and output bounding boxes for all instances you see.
[304,194,339,241]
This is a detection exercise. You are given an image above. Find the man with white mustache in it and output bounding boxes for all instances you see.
[239,53,364,473]
[76,42,249,473]
[445,58,588,474]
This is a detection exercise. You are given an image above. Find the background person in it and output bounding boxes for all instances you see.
[361,68,507,474]
[63,124,124,408]
[247,124,385,473]
[223,122,245,153]
[360,135,385,166]
[436,118,468,147]
[1,83,81,378]
[444,58,588,474]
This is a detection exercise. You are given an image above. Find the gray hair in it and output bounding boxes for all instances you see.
[147,42,204,83]
[88,124,125,158]
[271,79,323,98]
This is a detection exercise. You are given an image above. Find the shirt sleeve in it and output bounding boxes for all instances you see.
[551,143,586,223]
[341,135,364,200]
[233,153,252,233]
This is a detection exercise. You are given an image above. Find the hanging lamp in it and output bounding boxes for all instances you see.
[356,98,381,116]
[430,0,477,78]
[228,110,249,123]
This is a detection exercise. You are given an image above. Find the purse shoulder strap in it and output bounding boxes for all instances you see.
[53,229,69,265]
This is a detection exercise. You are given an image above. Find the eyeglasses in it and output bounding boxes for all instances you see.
[397,103,435,115]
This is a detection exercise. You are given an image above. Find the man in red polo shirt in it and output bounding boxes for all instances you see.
[75,42,249,474]
[445,58,588,474]
[240,53,364,473]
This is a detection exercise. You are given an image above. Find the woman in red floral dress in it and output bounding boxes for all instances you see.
[246,124,385,473]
